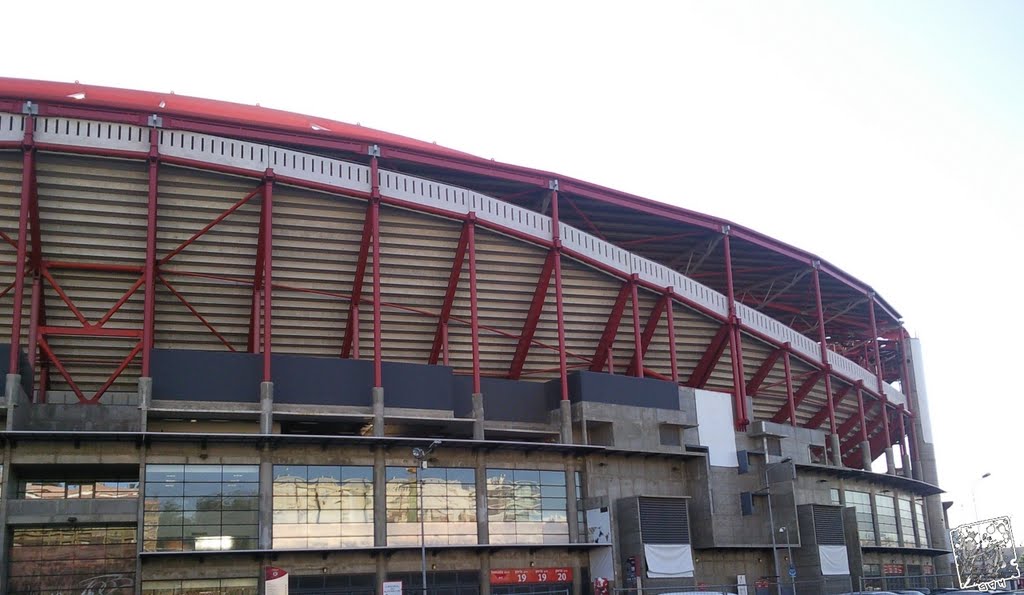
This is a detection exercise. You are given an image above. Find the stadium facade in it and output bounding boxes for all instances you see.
[0,78,949,595]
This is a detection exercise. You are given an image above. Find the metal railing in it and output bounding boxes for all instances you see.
[859,573,958,592]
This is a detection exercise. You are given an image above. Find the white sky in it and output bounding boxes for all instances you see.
[5,0,1022,542]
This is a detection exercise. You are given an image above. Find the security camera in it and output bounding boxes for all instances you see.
[412,447,426,460]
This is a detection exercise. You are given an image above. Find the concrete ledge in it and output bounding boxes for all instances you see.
[7,497,138,525]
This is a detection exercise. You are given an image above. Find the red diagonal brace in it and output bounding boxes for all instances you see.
[626,292,669,377]
[339,201,375,358]
[428,221,472,365]
[508,250,556,379]
[687,323,732,388]
[769,369,824,423]
[804,383,852,429]
[588,281,633,372]
[159,185,262,265]
[745,346,785,396]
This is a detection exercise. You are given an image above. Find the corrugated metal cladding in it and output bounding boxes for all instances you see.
[812,505,846,545]
[638,497,691,544]
[0,146,798,402]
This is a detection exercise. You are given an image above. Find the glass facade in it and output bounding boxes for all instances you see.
[386,466,476,545]
[875,493,899,546]
[898,497,915,547]
[272,465,374,549]
[18,479,139,499]
[143,464,259,552]
[487,468,569,544]
[141,578,258,595]
[914,496,928,547]
[8,525,136,595]
[846,490,876,545]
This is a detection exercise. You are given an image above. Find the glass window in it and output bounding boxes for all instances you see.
[830,488,840,506]
[272,464,374,550]
[488,468,570,545]
[846,490,876,545]
[914,497,928,547]
[9,525,136,594]
[141,578,258,595]
[386,466,476,546]
[875,493,899,546]
[18,478,140,499]
[143,464,259,552]
[898,497,915,547]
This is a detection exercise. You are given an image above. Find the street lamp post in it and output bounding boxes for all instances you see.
[412,440,442,594]
[762,457,793,595]
[971,472,991,520]
[780,526,795,595]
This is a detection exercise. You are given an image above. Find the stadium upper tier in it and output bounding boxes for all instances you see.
[0,78,912,468]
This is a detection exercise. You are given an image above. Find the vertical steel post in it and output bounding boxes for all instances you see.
[142,127,159,376]
[811,266,837,434]
[857,386,869,443]
[550,183,568,401]
[261,171,274,382]
[867,295,886,394]
[665,289,679,383]
[467,215,481,394]
[783,348,797,427]
[8,114,34,374]
[370,156,383,388]
[26,276,41,371]
[630,277,643,378]
[722,228,748,429]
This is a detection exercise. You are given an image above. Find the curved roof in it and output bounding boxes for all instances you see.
[0,77,902,333]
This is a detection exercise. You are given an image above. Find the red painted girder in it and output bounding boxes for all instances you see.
[8,116,34,374]
[157,274,237,351]
[769,369,824,423]
[428,221,472,365]
[246,190,268,354]
[588,280,633,372]
[560,193,607,240]
[38,326,142,338]
[89,340,144,404]
[507,250,557,379]
[686,323,732,388]
[339,200,375,359]
[626,292,669,377]
[36,336,86,403]
[617,230,705,248]
[804,383,852,429]
[744,346,785,396]
[159,185,262,265]
[261,172,274,382]
[40,268,88,326]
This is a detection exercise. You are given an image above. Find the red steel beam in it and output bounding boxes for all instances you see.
[782,348,797,426]
[39,268,88,327]
[261,171,274,382]
[722,230,748,429]
[626,291,669,377]
[629,278,644,378]
[26,276,41,370]
[769,369,823,423]
[665,291,679,383]
[370,155,383,388]
[8,114,34,374]
[745,346,785,396]
[428,221,471,365]
[157,274,237,351]
[142,126,159,376]
[588,280,633,372]
[36,336,86,403]
[811,266,838,435]
[507,250,556,379]
[687,323,732,388]
[89,340,144,404]
[805,383,852,429]
[339,201,375,359]
[551,184,569,401]
[158,185,262,265]
[467,216,481,393]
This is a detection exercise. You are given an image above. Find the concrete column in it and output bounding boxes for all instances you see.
[829,433,842,467]
[376,553,387,595]
[260,382,274,434]
[566,458,579,543]
[5,373,22,431]
[258,455,273,549]
[372,387,385,437]
[373,447,387,546]
[0,444,16,592]
[478,550,492,595]
[572,555,583,595]
[884,447,896,475]
[559,399,573,444]
[901,450,913,479]
[472,392,485,440]
[138,376,152,433]
[134,451,149,595]
[476,451,488,545]
[860,441,872,471]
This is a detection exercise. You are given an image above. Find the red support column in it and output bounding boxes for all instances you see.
[867,295,886,393]
[142,126,159,375]
[370,156,383,388]
[629,277,643,378]
[26,276,41,377]
[508,251,556,379]
[8,113,34,375]
[550,182,568,402]
[665,290,679,383]
[428,222,471,365]
[898,329,913,412]
[722,228,748,430]
[783,348,796,426]
[857,385,869,443]
[467,215,481,394]
[261,170,274,382]
[812,265,838,438]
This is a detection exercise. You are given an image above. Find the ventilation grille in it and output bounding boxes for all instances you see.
[813,505,846,545]
[639,497,690,544]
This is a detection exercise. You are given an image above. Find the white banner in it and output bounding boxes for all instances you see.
[644,543,695,578]
[818,545,850,576]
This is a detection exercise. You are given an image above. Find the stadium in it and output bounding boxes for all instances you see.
[0,78,949,595]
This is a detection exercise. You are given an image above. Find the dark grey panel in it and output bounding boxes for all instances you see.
[812,505,846,545]
[638,496,690,544]
[13,402,141,432]
[151,349,261,402]
[382,361,453,411]
[453,376,551,422]
[565,370,679,409]
[273,355,372,406]
[0,343,33,397]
